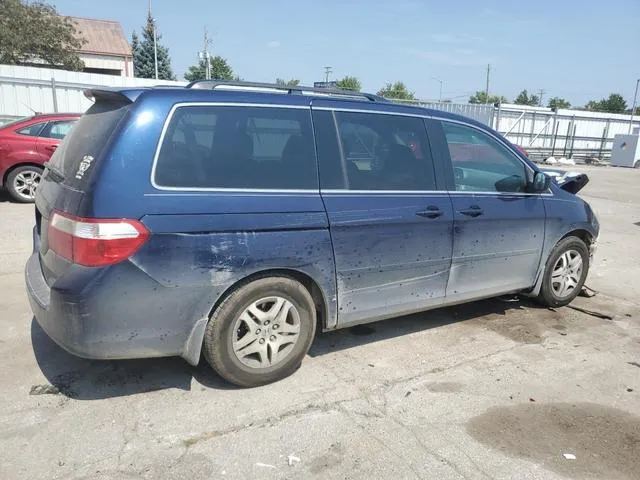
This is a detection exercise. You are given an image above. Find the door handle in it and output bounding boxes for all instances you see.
[46,145,58,151]
[458,205,484,217]
[416,206,444,219]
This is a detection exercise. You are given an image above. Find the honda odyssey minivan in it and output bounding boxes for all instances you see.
[26,82,599,387]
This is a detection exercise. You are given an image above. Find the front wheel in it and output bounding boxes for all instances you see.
[203,276,316,387]
[537,236,589,307]
[6,165,43,203]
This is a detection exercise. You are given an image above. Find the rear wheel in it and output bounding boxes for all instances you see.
[537,236,589,307]
[203,276,316,387]
[6,165,43,203]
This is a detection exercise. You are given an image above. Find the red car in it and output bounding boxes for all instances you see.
[0,113,80,202]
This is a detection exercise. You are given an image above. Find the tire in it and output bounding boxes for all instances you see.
[537,236,589,307]
[6,165,43,203]
[203,275,316,387]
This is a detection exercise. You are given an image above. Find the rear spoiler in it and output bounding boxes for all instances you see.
[83,88,145,104]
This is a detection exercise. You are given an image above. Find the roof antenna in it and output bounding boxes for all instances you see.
[22,102,40,115]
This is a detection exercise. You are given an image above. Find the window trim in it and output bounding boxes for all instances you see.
[150,102,317,193]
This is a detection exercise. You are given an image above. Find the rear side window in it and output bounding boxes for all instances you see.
[335,111,436,191]
[154,106,317,190]
[49,99,129,190]
[17,122,46,137]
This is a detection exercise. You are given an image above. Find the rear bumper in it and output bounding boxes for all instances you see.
[25,250,201,362]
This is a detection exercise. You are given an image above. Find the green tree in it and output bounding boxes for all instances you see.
[514,89,540,106]
[335,76,361,92]
[184,56,235,82]
[275,78,300,86]
[0,0,85,70]
[377,81,415,100]
[468,91,507,104]
[132,12,174,80]
[585,93,627,113]
[547,97,571,110]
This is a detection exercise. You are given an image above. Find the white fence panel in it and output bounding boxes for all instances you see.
[0,64,185,120]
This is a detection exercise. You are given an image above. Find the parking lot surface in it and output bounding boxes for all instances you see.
[1,166,639,479]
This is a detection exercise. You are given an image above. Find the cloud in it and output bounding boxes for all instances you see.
[430,33,484,44]
[266,40,281,48]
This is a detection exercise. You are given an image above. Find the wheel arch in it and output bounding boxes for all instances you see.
[527,228,596,297]
[181,267,330,366]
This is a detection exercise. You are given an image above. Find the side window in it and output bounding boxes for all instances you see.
[442,121,527,193]
[335,112,435,191]
[17,122,46,137]
[155,106,317,189]
[41,120,77,140]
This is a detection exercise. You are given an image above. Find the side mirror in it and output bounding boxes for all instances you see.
[530,171,551,193]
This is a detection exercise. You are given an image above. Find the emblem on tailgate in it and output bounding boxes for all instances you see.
[75,155,94,180]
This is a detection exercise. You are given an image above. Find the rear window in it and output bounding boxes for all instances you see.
[49,100,129,190]
[154,105,317,190]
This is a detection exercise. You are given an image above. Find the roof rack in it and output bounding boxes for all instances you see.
[185,80,387,102]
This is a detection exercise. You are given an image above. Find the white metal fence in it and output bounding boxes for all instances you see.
[0,64,185,122]
[1,64,638,160]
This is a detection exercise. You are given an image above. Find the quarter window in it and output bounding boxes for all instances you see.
[335,112,435,191]
[155,106,317,189]
[442,121,527,193]
[17,122,46,137]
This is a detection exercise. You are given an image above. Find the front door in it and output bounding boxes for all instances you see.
[312,106,453,326]
[433,120,546,303]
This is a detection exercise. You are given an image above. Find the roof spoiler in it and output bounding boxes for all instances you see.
[83,88,145,104]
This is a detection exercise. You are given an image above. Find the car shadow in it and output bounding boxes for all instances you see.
[31,296,540,400]
[30,319,237,400]
[309,296,535,356]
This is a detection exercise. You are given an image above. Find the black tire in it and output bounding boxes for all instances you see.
[203,276,316,387]
[6,165,43,203]
[537,236,589,308]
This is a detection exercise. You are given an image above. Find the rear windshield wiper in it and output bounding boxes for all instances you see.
[43,162,65,182]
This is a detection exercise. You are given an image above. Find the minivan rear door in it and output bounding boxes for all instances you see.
[35,93,132,285]
[312,104,453,326]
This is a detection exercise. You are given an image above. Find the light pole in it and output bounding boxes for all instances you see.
[629,78,639,134]
[431,77,443,102]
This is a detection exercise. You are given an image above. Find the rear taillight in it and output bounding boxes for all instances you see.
[48,211,149,267]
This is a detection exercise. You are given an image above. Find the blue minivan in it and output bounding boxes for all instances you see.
[26,82,599,386]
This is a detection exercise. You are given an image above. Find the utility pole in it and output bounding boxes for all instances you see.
[149,0,158,79]
[324,66,332,86]
[537,89,546,107]
[484,64,490,104]
[203,27,212,80]
[629,78,639,134]
[431,77,443,102]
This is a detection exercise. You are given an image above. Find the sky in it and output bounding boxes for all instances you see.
[52,0,639,107]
